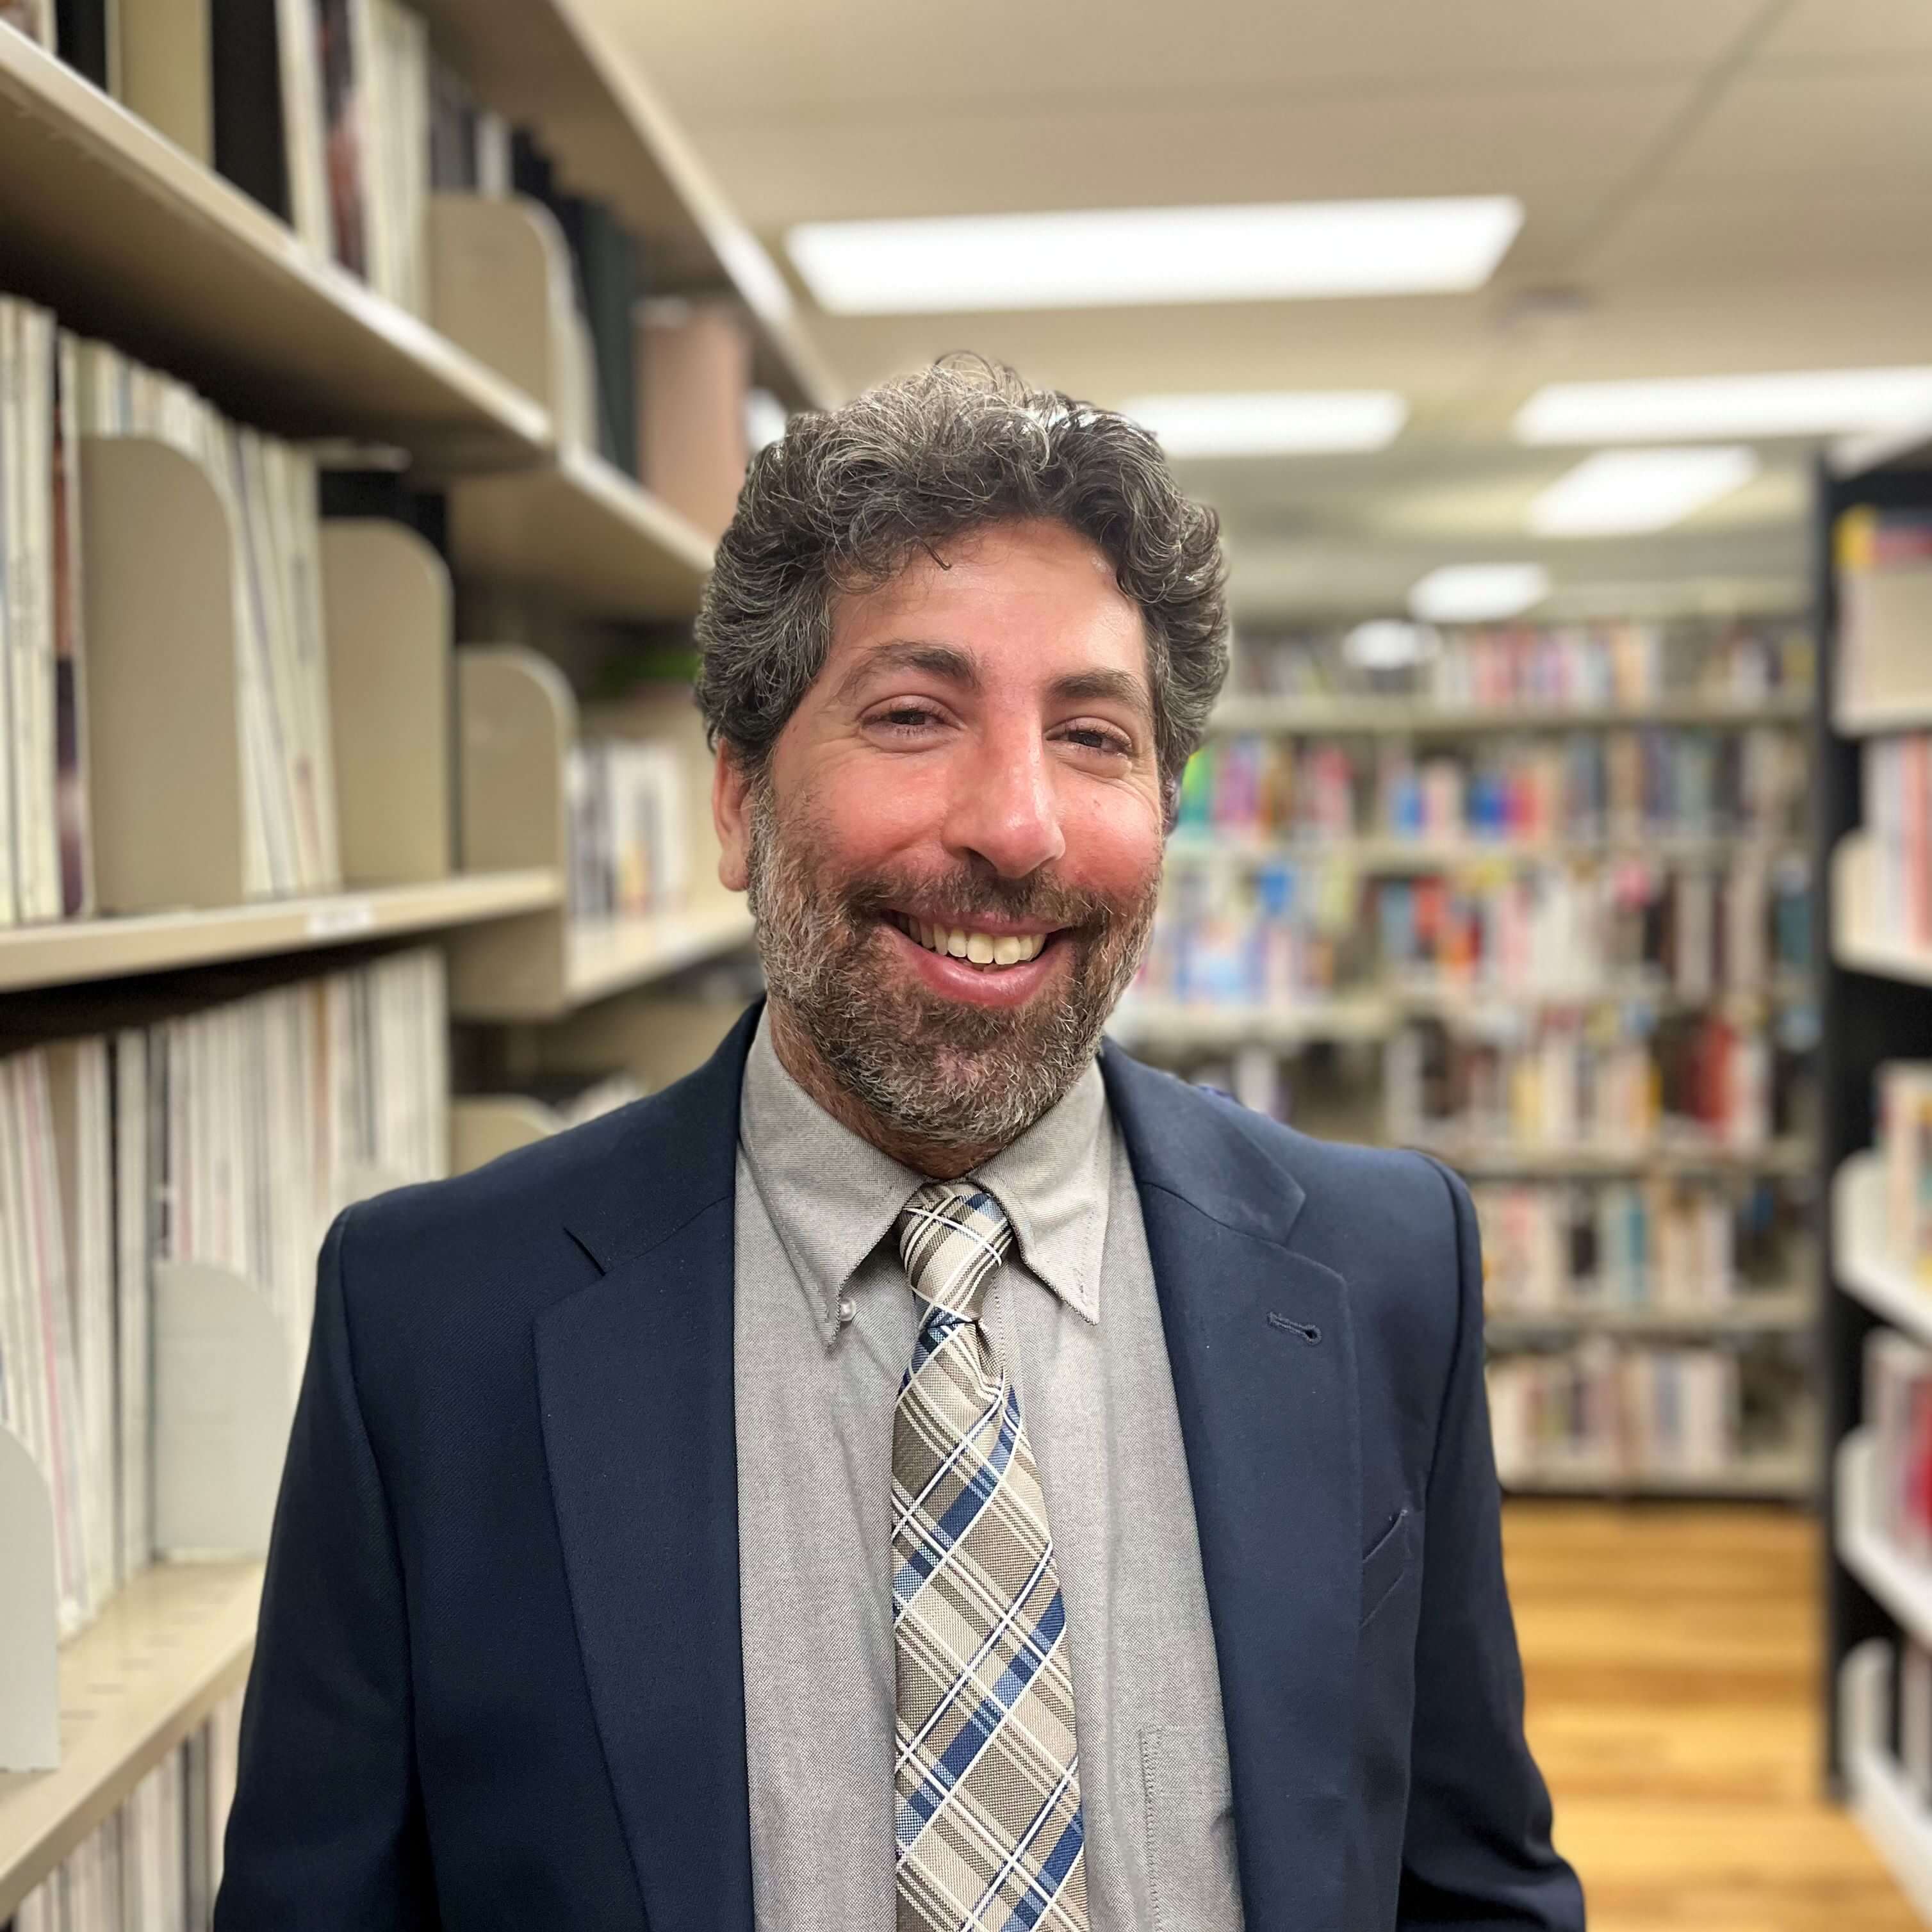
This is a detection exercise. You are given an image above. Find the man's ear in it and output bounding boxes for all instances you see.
[713,743,754,893]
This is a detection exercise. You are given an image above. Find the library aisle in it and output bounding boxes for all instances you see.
[1506,1503,1917,1932]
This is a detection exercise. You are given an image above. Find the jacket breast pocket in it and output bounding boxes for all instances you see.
[1139,1725,1243,1932]
[1361,1506,1419,1630]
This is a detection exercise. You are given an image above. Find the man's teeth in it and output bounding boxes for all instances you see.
[894,916,1046,968]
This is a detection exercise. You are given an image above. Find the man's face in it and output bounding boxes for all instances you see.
[714,518,1168,1155]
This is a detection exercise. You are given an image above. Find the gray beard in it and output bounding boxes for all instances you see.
[745,787,1158,1159]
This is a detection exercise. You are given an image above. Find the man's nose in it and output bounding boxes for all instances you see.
[944,727,1067,880]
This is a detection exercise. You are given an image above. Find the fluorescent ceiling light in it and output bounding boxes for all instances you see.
[1516,367,1932,445]
[1527,446,1760,537]
[1408,563,1551,623]
[1125,390,1407,457]
[785,197,1524,315]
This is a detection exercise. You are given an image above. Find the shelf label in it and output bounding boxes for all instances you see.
[306,899,375,939]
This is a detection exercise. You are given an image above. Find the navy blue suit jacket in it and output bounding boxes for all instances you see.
[215,1004,1583,1931]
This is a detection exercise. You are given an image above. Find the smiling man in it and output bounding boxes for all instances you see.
[216,362,1583,1932]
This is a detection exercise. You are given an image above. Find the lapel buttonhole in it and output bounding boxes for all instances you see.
[1266,1311,1322,1345]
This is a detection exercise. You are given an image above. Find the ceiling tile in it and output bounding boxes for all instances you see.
[1758,0,1932,61]
[685,79,1692,230]
[598,0,1764,114]
[1581,190,1932,284]
[1664,68,1932,186]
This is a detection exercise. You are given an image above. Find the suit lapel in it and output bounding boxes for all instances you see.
[1102,1045,1361,1932]
[538,1007,762,1932]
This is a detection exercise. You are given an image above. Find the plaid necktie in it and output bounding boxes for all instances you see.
[891,1180,1090,1932]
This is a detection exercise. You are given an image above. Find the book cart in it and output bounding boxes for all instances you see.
[0,3,829,1919]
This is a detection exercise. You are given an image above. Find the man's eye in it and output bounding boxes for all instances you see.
[873,707,942,732]
[1061,726,1130,755]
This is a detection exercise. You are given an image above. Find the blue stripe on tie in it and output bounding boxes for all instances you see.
[894,1589,1069,1849]
[1000,1810,1085,1932]
[892,1385,1022,1614]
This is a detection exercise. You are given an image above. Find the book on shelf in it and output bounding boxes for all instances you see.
[10,1685,245,1932]
[206,0,432,315]
[565,739,691,926]
[1486,1334,1806,1487]
[1880,1060,1932,1287]
[1906,1642,1932,1805]
[427,47,511,197]
[1229,617,1813,709]
[0,0,53,50]
[0,948,446,1648]
[71,332,342,903]
[1865,1325,1932,1568]
[1474,1173,1808,1320]
[1136,849,1811,1012]
[1384,1008,1812,1157]
[1176,725,1806,849]
[1836,506,1932,720]
[1863,735,1932,953]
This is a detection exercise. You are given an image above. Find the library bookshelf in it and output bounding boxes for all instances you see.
[0,0,811,1915]
[1815,450,1932,1924]
[1133,666,1821,1503]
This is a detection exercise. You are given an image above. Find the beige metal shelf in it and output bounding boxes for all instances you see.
[449,448,715,620]
[407,0,837,411]
[0,1562,262,1921]
[1167,831,1807,872]
[565,901,756,1009]
[0,870,562,994]
[1500,1447,1813,1501]
[1410,1136,1812,1177]
[1210,692,1812,735]
[1484,1289,1814,1343]
[0,31,550,466]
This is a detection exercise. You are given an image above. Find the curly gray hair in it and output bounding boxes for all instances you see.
[693,357,1230,823]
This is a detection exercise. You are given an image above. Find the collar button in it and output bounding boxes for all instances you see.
[837,1296,856,1326]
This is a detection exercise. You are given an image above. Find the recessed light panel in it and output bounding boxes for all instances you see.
[1516,368,1932,445]
[1124,391,1408,457]
[786,197,1525,315]
[1409,563,1551,623]
[1527,446,1760,536]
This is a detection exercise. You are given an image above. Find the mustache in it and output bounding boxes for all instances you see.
[840,865,1124,935]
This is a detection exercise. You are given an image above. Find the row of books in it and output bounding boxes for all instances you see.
[1385,1011,1813,1155]
[0,297,87,926]
[1139,855,1812,1010]
[1474,1175,1806,1315]
[1231,619,1813,707]
[1486,1338,1803,1484]
[0,947,446,1638]
[10,1687,243,1932]
[564,739,691,924]
[1863,733,1932,953]
[1881,1059,1932,1287]
[1866,1325,1932,1568]
[1836,506,1932,721]
[1176,729,1805,847]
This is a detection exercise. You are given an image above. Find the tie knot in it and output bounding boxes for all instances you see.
[895,1179,1013,1325]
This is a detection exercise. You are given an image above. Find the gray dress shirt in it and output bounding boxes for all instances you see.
[733,1012,1244,1931]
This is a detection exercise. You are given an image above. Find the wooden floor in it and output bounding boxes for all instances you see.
[1504,1502,1916,1932]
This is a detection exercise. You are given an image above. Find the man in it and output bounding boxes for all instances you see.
[217,361,1582,1931]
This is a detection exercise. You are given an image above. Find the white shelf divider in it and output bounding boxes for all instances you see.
[1842,1639,1932,1924]
[151,1263,295,1562]
[0,1430,59,1774]
[1835,1152,1932,1348]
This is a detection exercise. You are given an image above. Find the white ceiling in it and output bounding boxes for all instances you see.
[586,0,1932,618]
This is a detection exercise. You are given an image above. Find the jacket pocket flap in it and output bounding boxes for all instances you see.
[1360,1507,1416,1628]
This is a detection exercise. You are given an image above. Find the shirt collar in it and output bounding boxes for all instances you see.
[737,1009,1109,1343]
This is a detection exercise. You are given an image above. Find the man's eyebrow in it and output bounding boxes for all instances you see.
[1051,667,1153,722]
[831,641,980,707]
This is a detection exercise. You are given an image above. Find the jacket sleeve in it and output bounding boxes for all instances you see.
[214,1205,440,1930]
[1398,1158,1585,1931]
